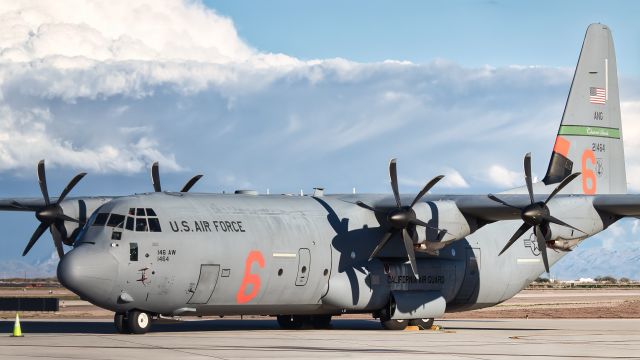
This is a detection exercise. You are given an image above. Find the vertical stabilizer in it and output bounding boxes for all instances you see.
[543,24,626,194]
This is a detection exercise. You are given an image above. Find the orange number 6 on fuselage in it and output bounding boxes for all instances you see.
[236,250,265,304]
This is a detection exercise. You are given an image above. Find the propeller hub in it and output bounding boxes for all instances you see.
[388,207,416,229]
[35,205,61,223]
[521,203,549,226]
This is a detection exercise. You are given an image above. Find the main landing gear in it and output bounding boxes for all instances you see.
[114,310,153,334]
[276,315,333,329]
[380,318,434,330]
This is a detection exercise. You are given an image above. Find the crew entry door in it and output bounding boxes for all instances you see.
[188,264,221,304]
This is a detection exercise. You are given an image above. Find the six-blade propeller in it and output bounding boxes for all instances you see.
[487,153,583,273]
[11,160,86,257]
[356,159,445,277]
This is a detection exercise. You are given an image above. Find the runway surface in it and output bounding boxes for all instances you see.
[1,318,639,359]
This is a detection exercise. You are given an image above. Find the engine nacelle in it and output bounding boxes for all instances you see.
[547,238,582,252]
[413,200,473,253]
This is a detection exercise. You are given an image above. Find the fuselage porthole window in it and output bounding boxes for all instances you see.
[107,214,125,228]
[136,218,148,232]
[148,218,161,232]
[93,213,109,226]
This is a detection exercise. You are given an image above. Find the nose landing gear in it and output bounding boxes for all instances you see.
[114,310,152,334]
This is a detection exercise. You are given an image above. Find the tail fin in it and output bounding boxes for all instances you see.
[542,24,626,194]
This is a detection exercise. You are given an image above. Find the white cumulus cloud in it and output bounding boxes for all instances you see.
[486,164,523,189]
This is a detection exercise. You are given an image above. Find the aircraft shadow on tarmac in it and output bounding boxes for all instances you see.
[1,318,552,334]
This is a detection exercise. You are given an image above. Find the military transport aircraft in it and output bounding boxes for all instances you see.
[1,24,637,334]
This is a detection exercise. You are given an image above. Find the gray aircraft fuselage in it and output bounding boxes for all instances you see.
[58,191,602,318]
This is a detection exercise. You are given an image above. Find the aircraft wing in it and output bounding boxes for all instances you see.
[0,196,114,212]
[591,194,640,217]
[446,194,640,220]
[0,197,51,211]
[339,193,640,222]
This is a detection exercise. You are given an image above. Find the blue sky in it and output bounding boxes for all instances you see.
[0,0,638,278]
[208,0,640,75]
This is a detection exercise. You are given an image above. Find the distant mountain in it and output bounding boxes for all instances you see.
[551,244,640,280]
[0,252,58,279]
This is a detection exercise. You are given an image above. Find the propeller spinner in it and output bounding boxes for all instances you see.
[356,159,445,277]
[488,153,584,273]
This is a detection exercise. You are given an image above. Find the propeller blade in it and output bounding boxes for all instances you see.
[410,175,445,208]
[402,228,419,277]
[50,224,65,258]
[9,201,38,211]
[151,162,161,192]
[78,200,87,225]
[356,201,387,214]
[22,222,49,256]
[58,214,80,223]
[544,172,582,204]
[180,175,203,192]
[37,160,50,206]
[535,225,550,273]
[488,194,521,210]
[545,214,585,234]
[57,173,87,204]
[524,153,534,204]
[410,218,447,233]
[389,158,401,208]
[499,222,533,255]
[369,231,394,261]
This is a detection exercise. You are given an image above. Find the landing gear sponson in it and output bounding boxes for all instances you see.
[114,311,433,333]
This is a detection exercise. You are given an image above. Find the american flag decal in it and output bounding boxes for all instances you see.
[590,87,606,104]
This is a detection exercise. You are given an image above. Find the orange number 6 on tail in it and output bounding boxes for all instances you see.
[581,149,597,195]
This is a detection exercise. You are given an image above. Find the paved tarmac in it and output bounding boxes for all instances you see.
[1,318,639,359]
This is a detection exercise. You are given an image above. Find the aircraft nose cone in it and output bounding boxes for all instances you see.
[57,245,118,305]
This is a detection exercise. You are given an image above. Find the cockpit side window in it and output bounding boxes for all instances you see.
[146,208,157,216]
[93,213,109,226]
[107,214,125,228]
[148,218,161,232]
[136,208,146,216]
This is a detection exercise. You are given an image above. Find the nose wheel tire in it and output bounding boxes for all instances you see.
[127,310,152,334]
[114,313,131,334]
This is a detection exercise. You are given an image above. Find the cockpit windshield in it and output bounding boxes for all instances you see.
[92,208,162,232]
